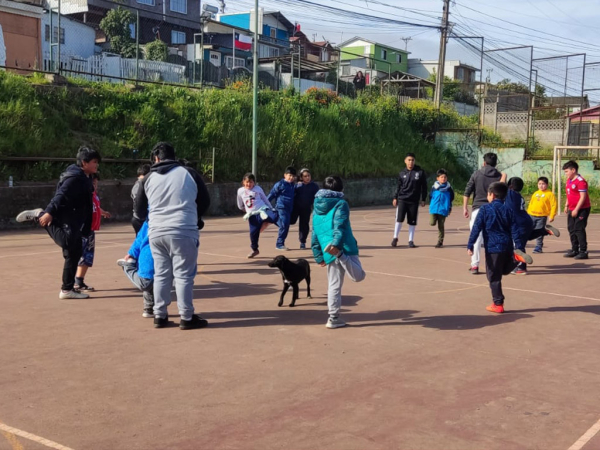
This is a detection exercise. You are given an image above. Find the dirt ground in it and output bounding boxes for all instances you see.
[1,206,599,450]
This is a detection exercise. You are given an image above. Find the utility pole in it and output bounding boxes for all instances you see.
[401,37,412,51]
[434,0,450,108]
[252,2,259,177]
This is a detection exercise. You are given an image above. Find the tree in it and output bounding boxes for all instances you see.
[99,7,138,58]
[145,39,168,62]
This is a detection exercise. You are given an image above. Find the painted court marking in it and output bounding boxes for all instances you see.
[568,417,600,450]
[0,422,74,450]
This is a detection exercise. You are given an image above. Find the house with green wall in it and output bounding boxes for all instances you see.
[339,37,409,75]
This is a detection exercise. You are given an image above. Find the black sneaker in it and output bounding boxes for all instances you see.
[180,315,208,330]
[574,251,589,260]
[564,250,578,258]
[435,241,443,248]
[408,241,416,248]
[142,308,154,318]
[154,316,169,328]
[391,238,398,247]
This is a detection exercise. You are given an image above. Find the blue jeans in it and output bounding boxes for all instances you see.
[276,208,292,247]
[530,216,547,248]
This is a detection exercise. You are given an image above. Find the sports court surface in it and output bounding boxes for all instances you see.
[1,206,600,450]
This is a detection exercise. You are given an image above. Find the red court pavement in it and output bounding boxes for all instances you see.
[1,206,599,450]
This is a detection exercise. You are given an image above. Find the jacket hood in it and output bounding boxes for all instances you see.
[314,190,345,215]
[151,160,181,175]
[433,181,452,191]
[482,165,501,178]
[59,164,87,182]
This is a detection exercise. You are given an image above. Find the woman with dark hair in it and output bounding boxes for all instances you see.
[353,70,366,92]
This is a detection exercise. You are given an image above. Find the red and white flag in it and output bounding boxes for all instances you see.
[235,33,252,51]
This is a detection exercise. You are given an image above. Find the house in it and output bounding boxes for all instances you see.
[42,11,97,62]
[217,9,293,58]
[547,95,590,114]
[0,0,44,70]
[408,59,479,90]
[338,37,408,85]
[567,105,600,147]
[290,30,335,63]
[196,19,253,69]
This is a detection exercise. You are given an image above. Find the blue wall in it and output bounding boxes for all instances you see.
[219,13,250,30]
[262,25,289,40]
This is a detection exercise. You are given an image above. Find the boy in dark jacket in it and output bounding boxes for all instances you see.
[391,153,427,248]
[429,169,455,248]
[463,152,506,274]
[16,147,100,299]
[268,166,297,251]
[291,168,319,250]
[467,182,530,313]
[131,163,150,235]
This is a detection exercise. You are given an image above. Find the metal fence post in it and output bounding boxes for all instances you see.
[135,10,140,83]
[212,147,215,183]
[57,0,61,74]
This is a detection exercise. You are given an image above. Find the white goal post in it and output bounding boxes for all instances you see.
[552,146,600,216]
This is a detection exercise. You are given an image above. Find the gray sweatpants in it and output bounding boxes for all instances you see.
[122,264,154,309]
[150,235,199,321]
[327,254,366,318]
[530,215,547,248]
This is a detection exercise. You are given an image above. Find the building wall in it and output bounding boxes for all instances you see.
[341,44,372,62]
[372,44,407,73]
[41,12,96,59]
[218,13,250,30]
[0,10,41,70]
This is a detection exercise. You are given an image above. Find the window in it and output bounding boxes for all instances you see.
[45,25,65,44]
[341,64,350,76]
[259,44,279,58]
[129,24,136,39]
[137,0,155,5]
[225,56,245,69]
[381,49,387,60]
[396,53,402,63]
[270,28,276,38]
[170,0,187,14]
[171,30,186,44]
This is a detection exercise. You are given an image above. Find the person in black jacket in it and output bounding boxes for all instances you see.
[16,147,100,299]
[353,71,366,92]
[391,153,427,248]
[290,168,320,249]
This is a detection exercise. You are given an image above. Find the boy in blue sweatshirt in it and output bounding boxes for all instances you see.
[467,182,531,313]
[117,220,155,318]
[429,169,455,248]
[268,166,297,251]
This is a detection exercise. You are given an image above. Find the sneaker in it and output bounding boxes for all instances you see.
[408,241,416,248]
[326,316,347,329]
[511,267,527,275]
[486,304,505,313]
[564,249,578,258]
[435,241,443,248]
[574,251,589,260]
[533,246,543,254]
[247,250,259,259]
[142,308,154,318]
[276,245,289,251]
[300,243,306,250]
[117,257,137,267]
[545,224,560,237]
[180,315,208,330]
[16,208,43,223]
[391,238,398,247]
[74,282,95,292]
[59,289,89,299]
[324,244,341,257]
[154,316,169,328]
[469,266,479,275]
[514,249,533,265]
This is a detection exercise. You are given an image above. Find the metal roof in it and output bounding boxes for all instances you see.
[259,55,337,73]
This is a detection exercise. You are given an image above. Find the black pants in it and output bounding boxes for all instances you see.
[291,207,311,244]
[45,222,83,291]
[396,201,419,225]
[132,217,144,235]
[485,251,518,306]
[568,208,590,253]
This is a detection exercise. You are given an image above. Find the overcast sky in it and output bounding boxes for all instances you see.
[225,0,600,100]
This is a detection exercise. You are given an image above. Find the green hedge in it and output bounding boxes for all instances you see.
[0,72,472,185]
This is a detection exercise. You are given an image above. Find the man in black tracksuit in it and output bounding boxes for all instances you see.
[16,147,100,299]
[391,153,427,248]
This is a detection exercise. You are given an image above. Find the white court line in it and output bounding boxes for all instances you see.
[0,422,74,450]
[0,244,128,259]
[568,417,600,450]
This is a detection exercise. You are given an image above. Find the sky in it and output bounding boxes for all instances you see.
[223,0,600,102]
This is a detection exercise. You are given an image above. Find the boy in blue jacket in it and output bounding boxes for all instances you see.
[429,169,455,248]
[312,176,366,329]
[268,166,297,251]
[467,182,531,313]
[117,220,155,318]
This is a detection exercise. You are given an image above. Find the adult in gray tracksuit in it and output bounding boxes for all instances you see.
[134,142,210,330]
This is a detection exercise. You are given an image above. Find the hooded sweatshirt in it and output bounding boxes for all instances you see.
[44,164,93,234]
[311,189,359,265]
[394,165,428,204]
[134,160,210,239]
[464,165,503,210]
[429,181,454,217]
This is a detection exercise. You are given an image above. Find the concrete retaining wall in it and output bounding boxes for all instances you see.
[0,177,397,230]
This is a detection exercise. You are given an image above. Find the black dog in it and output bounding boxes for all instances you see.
[268,255,312,307]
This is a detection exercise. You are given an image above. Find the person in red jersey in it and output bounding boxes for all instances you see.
[563,160,591,260]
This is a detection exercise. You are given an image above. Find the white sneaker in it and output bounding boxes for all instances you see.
[326,317,346,329]
[116,258,137,267]
[16,208,43,222]
[59,290,89,299]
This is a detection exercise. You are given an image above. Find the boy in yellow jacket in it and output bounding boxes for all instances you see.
[527,176,557,253]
